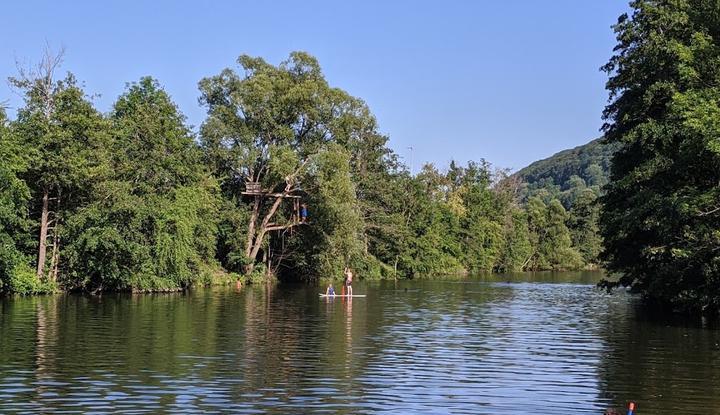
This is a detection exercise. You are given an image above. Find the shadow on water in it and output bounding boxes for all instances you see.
[0,271,719,414]
[595,295,720,413]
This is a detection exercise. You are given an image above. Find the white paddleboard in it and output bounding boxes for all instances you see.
[319,294,366,298]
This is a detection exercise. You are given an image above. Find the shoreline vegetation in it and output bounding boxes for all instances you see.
[3,0,719,316]
[0,51,605,296]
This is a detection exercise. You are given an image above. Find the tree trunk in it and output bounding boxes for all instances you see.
[48,192,61,282]
[248,195,285,264]
[36,188,50,279]
[49,232,60,282]
[243,197,261,274]
[245,182,294,274]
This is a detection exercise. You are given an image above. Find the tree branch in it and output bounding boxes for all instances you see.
[698,206,720,217]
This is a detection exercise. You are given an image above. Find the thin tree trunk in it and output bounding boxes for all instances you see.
[49,232,60,282]
[36,188,50,279]
[48,192,61,282]
[244,197,261,274]
[248,194,286,264]
[264,235,271,277]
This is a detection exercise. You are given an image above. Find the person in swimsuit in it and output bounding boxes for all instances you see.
[344,267,353,296]
[325,283,336,296]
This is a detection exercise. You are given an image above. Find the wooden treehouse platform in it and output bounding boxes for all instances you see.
[242,181,307,228]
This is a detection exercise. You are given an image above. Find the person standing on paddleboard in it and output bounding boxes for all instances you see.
[344,267,353,296]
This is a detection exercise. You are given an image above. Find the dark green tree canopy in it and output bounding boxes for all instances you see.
[112,77,203,194]
[601,0,720,312]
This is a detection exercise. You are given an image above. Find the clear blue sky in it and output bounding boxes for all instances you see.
[0,1,629,172]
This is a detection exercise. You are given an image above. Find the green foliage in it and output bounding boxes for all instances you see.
[600,0,720,313]
[525,197,584,270]
[0,108,37,293]
[199,52,359,275]
[195,53,604,280]
[543,199,584,270]
[301,145,366,278]
[516,138,618,199]
[3,262,56,295]
[496,209,533,272]
[13,73,111,199]
[63,78,221,292]
[568,189,602,265]
[2,52,600,294]
[8,70,111,287]
[513,136,613,269]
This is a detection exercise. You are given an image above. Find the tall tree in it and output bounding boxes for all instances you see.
[601,0,720,312]
[543,199,583,270]
[457,161,503,272]
[10,52,110,284]
[284,144,366,278]
[0,108,35,293]
[526,197,583,270]
[568,188,602,265]
[64,78,219,291]
[497,209,533,272]
[199,52,379,276]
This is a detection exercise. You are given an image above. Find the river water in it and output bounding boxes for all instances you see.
[1,271,719,414]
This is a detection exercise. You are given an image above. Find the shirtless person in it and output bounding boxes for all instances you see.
[344,267,353,296]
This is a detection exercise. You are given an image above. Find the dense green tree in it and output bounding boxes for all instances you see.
[284,145,366,278]
[0,108,37,293]
[543,199,584,270]
[601,0,720,312]
[457,161,503,272]
[357,169,414,278]
[497,209,533,272]
[561,175,588,208]
[516,138,617,197]
[63,78,220,291]
[584,163,607,188]
[11,60,110,285]
[568,188,602,265]
[403,164,464,276]
[526,197,583,270]
[199,52,388,278]
[525,196,548,269]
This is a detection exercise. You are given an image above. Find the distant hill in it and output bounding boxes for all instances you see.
[515,138,620,194]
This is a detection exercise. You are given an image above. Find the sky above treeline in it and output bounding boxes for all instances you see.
[0,0,629,172]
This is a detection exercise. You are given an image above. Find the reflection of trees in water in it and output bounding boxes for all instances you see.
[17,291,231,410]
[34,296,60,404]
[241,284,309,397]
[17,279,720,413]
[237,284,377,413]
[0,297,40,368]
[352,279,513,405]
[596,296,720,413]
[473,269,606,285]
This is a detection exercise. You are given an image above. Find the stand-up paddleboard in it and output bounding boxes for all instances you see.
[319,294,366,298]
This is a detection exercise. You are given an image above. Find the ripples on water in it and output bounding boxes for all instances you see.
[1,272,719,414]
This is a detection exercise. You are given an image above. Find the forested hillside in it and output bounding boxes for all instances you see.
[517,139,616,188]
[515,138,619,205]
[510,138,619,269]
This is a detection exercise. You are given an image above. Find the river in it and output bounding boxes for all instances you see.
[1,271,719,414]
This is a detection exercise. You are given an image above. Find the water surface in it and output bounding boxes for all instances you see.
[1,271,719,414]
